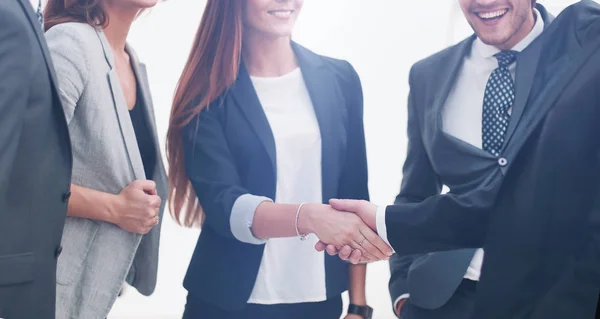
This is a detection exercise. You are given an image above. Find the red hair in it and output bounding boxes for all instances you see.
[166,0,244,227]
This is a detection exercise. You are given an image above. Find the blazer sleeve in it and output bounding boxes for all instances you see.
[337,61,369,202]
[183,105,272,244]
[0,6,31,197]
[45,24,90,124]
[388,65,442,304]
[383,65,490,257]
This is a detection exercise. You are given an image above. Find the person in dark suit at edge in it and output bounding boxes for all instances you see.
[323,1,600,318]
[0,0,72,318]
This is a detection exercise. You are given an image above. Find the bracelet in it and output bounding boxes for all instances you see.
[295,203,310,241]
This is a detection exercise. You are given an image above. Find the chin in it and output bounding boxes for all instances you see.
[478,33,512,48]
[261,28,293,38]
[131,0,160,8]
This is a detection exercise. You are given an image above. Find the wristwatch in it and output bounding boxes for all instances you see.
[348,304,373,319]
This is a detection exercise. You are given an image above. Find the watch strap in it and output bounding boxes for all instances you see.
[348,304,373,319]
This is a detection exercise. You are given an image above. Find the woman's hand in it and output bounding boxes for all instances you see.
[298,204,393,263]
[110,180,161,234]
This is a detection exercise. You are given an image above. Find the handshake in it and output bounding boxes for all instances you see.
[300,199,394,264]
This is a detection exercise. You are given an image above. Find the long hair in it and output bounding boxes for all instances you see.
[43,0,108,31]
[166,0,244,227]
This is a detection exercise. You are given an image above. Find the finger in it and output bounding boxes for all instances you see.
[338,245,352,260]
[315,241,327,252]
[360,239,387,261]
[348,249,362,264]
[325,244,338,256]
[348,238,377,262]
[355,243,379,261]
[361,227,394,258]
[327,244,339,253]
[329,198,361,213]
[145,218,156,228]
[149,195,162,208]
[137,180,157,194]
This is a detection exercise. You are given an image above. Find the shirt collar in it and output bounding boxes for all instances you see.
[473,8,544,59]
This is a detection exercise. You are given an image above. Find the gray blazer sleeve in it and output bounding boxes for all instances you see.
[389,65,442,304]
[45,24,90,124]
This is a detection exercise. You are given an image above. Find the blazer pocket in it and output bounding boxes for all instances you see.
[56,218,101,286]
[0,252,35,286]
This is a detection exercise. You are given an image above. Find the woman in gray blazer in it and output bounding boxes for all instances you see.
[43,1,167,318]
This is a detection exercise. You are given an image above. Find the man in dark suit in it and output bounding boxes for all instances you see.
[382,1,552,318]
[0,0,72,318]
[326,0,600,318]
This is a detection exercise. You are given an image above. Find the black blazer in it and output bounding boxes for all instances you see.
[182,43,369,310]
[383,1,600,318]
[0,0,72,318]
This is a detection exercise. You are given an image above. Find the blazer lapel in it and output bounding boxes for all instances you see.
[506,33,597,154]
[230,64,277,179]
[503,4,554,148]
[293,43,346,202]
[96,30,146,180]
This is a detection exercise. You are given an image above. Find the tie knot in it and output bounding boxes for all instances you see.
[494,50,518,67]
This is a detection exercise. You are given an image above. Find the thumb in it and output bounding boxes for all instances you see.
[133,180,157,194]
[329,198,358,212]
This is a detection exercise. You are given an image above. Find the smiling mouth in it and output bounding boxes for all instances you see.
[268,10,294,18]
[475,9,509,21]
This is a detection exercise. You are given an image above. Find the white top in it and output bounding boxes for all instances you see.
[379,9,545,308]
[231,68,327,304]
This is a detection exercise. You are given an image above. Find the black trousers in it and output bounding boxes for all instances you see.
[183,294,343,319]
[400,279,476,319]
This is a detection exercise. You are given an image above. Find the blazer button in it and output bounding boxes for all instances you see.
[498,157,508,167]
[63,191,71,202]
[55,245,63,258]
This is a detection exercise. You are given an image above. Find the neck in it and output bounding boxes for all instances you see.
[496,10,537,51]
[102,3,139,53]
[242,31,297,77]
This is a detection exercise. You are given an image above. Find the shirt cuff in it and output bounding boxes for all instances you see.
[394,294,410,316]
[230,194,272,245]
[376,205,391,247]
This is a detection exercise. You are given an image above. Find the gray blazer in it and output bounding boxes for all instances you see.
[46,22,167,319]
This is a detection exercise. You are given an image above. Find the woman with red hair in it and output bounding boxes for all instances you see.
[167,1,391,318]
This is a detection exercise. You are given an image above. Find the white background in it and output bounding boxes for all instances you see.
[111,1,581,318]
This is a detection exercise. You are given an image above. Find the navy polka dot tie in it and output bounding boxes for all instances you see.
[37,0,43,28]
[482,50,518,156]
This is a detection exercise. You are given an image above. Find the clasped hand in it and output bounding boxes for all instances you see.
[300,199,392,264]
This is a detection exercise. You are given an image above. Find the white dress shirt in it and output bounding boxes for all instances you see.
[381,9,545,310]
[230,68,328,304]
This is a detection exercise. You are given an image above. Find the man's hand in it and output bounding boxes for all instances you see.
[110,180,161,234]
[300,204,392,264]
[395,298,407,317]
[330,199,377,229]
[344,314,364,319]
